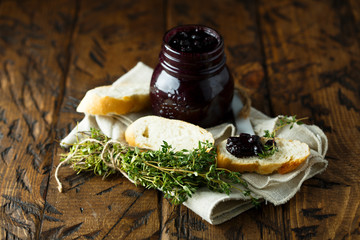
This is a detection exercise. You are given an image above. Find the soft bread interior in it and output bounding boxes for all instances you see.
[84,84,149,98]
[125,116,214,151]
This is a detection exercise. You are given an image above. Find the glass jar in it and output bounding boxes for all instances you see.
[150,25,234,128]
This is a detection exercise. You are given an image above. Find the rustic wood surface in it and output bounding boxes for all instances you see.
[0,0,359,239]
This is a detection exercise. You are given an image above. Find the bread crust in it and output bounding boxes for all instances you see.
[77,91,150,115]
[277,155,308,174]
[216,139,310,175]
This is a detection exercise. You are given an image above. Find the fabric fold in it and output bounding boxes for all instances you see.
[60,62,328,225]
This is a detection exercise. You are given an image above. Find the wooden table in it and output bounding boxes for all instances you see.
[1,0,359,239]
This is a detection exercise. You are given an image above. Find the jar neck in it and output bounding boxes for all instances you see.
[159,25,226,78]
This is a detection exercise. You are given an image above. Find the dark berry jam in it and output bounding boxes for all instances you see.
[169,29,218,53]
[150,25,234,128]
[226,133,265,157]
[265,139,276,150]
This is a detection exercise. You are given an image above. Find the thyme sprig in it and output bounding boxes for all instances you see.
[258,115,307,158]
[58,128,259,206]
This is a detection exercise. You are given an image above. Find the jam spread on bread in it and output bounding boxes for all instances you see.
[226,133,276,158]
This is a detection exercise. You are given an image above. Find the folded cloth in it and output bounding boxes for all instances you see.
[184,108,328,225]
[60,62,328,225]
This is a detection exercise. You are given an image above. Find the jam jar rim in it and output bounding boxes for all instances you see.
[160,24,226,78]
[162,24,224,59]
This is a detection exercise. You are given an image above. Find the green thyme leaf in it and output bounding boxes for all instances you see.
[60,128,259,206]
[259,115,307,159]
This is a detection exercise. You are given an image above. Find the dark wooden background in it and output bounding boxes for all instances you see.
[0,0,359,239]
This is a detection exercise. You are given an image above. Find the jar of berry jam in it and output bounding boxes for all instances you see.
[150,25,234,128]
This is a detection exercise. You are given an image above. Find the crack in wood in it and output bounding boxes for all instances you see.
[74,64,94,77]
[128,209,156,234]
[1,146,12,165]
[65,182,86,193]
[338,88,360,112]
[92,37,106,62]
[22,114,37,141]
[160,204,179,237]
[227,43,260,65]
[0,107,7,124]
[101,188,146,239]
[89,51,105,68]
[301,208,337,221]
[53,11,76,34]
[60,222,83,238]
[20,74,41,113]
[44,202,62,216]
[36,141,53,157]
[42,214,62,223]
[351,222,360,236]
[303,176,349,189]
[82,229,101,240]
[121,189,143,198]
[1,200,35,239]
[7,119,22,142]
[95,183,122,196]
[223,225,244,240]
[1,195,41,220]
[56,52,67,75]
[318,64,360,95]
[172,209,208,239]
[2,226,25,240]
[26,144,41,173]
[39,176,49,200]
[291,225,319,240]
[255,218,282,235]
[300,94,332,132]
[15,167,31,193]
[270,7,292,22]
[63,96,80,113]
[55,127,66,141]
[63,172,95,189]
[3,60,22,113]
[39,225,64,240]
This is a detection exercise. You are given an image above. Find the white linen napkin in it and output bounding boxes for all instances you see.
[60,62,328,225]
[184,108,328,224]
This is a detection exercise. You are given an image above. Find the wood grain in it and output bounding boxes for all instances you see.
[41,0,163,239]
[0,0,359,239]
[258,0,360,239]
[0,0,76,239]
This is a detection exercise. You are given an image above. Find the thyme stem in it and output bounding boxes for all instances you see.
[259,115,307,158]
[57,128,260,206]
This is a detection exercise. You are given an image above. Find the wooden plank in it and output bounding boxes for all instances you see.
[162,0,275,239]
[0,0,76,239]
[41,0,164,239]
[258,0,360,239]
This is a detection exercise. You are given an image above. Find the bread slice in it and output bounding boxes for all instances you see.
[125,116,214,151]
[216,138,310,174]
[76,83,150,115]
[76,62,153,115]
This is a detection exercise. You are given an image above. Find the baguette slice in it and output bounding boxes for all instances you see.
[125,116,214,151]
[76,83,150,115]
[76,62,153,115]
[217,138,310,174]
